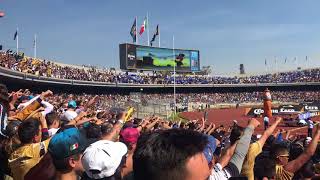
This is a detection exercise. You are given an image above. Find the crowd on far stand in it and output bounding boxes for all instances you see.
[1,84,320,180]
[2,52,320,84]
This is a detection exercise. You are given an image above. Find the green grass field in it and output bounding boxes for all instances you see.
[152,58,190,67]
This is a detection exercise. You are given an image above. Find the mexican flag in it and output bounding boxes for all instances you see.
[139,17,147,35]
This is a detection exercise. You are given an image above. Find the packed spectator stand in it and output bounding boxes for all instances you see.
[2,51,320,85]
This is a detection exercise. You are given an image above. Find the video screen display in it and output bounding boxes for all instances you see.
[119,43,200,72]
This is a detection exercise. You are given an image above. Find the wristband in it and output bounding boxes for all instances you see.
[36,97,43,104]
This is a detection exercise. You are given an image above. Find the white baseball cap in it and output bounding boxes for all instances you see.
[81,140,128,179]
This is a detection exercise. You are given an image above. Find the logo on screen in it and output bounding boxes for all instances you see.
[128,54,136,60]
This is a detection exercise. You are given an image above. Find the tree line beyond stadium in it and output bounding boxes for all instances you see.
[119,43,200,72]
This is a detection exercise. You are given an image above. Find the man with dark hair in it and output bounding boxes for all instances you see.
[46,112,61,137]
[271,124,320,180]
[254,158,276,180]
[133,129,210,180]
[49,127,87,180]
[8,117,49,180]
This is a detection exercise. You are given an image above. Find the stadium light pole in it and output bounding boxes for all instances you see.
[158,26,161,47]
[33,34,37,59]
[147,12,150,46]
[173,35,176,115]
[136,16,138,45]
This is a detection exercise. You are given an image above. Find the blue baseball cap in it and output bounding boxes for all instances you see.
[203,135,217,164]
[48,127,87,160]
[68,100,77,108]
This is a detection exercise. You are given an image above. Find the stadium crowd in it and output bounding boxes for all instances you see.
[2,52,320,84]
[0,84,320,180]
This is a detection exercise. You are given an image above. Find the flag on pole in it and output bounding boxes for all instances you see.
[130,18,137,43]
[139,17,147,35]
[306,56,308,61]
[150,25,159,46]
[284,57,287,64]
[265,59,267,66]
[13,30,18,40]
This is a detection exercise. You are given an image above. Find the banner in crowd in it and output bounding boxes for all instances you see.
[299,111,320,119]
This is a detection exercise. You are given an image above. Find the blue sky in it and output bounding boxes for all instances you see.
[1,0,320,74]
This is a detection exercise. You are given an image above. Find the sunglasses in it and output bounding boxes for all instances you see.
[277,154,289,159]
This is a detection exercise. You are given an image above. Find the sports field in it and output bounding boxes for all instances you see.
[180,107,320,135]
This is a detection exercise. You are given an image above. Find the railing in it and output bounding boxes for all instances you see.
[1,66,320,88]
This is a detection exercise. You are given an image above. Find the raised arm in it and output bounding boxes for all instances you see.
[218,142,238,168]
[285,124,320,173]
[229,118,260,173]
[257,117,282,146]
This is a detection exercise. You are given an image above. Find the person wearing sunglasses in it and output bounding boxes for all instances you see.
[272,124,320,180]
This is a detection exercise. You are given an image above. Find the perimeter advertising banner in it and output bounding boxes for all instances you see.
[119,43,200,72]
[247,105,303,116]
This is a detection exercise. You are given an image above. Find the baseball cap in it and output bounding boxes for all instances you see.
[203,135,217,164]
[120,127,140,144]
[20,95,32,102]
[68,100,77,108]
[48,127,87,159]
[82,140,128,179]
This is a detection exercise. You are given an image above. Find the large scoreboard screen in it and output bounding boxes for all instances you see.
[119,43,200,72]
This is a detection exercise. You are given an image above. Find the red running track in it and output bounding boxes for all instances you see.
[180,107,319,135]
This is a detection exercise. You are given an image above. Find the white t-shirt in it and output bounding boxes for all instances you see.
[264,117,269,123]
[48,128,59,137]
[62,110,78,121]
[209,163,231,180]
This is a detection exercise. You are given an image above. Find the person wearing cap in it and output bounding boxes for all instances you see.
[8,117,49,180]
[81,139,128,179]
[62,100,78,122]
[241,117,282,180]
[119,127,140,178]
[49,126,87,180]
[133,129,211,180]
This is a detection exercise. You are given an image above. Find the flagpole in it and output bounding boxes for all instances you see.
[34,34,37,59]
[147,12,150,46]
[158,26,161,47]
[16,28,19,54]
[275,56,278,74]
[265,59,267,73]
[136,16,138,45]
[173,35,176,115]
